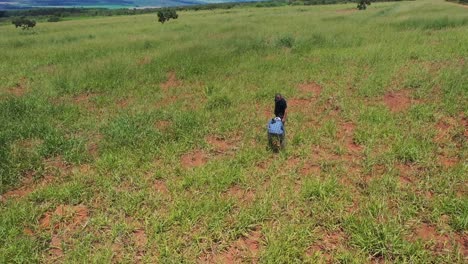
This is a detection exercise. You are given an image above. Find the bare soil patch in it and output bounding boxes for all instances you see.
[396,163,416,185]
[289,98,312,112]
[1,172,54,202]
[161,71,182,90]
[434,118,454,143]
[411,223,467,257]
[311,145,340,161]
[298,81,322,96]
[300,162,321,176]
[307,228,347,259]
[224,185,255,204]
[73,92,98,110]
[383,90,416,112]
[8,77,28,96]
[116,97,131,108]
[154,120,171,131]
[202,228,262,263]
[206,135,237,153]
[154,180,169,194]
[181,150,208,168]
[339,122,363,153]
[438,155,459,167]
[132,228,148,258]
[39,204,89,260]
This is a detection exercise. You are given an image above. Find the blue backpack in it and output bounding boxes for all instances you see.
[268,118,284,135]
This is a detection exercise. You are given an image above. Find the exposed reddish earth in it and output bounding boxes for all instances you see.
[311,145,340,161]
[132,228,148,256]
[225,185,255,204]
[438,155,459,167]
[298,81,323,96]
[1,172,54,202]
[307,228,347,261]
[396,163,416,185]
[154,180,169,194]
[161,71,182,90]
[116,97,131,108]
[73,92,98,110]
[300,162,321,176]
[7,77,28,96]
[87,133,103,158]
[181,150,208,168]
[39,204,90,260]
[154,120,171,131]
[383,90,416,112]
[340,122,363,153]
[202,228,263,263]
[412,223,467,257]
[206,135,237,153]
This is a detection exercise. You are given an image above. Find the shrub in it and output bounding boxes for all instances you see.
[12,17,36,30]
[276,35,295,48]
[157,9,178,24]
[47,16,61,22]
[357,0,372,10]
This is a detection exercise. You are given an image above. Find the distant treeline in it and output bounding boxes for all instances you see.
[446,0,468,4]
[0,0,407,20]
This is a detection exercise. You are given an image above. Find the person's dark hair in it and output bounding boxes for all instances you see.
[275,93,282,102]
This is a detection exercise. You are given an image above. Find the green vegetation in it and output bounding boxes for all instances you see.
[11,17,36,29]
[0,0,467,262]
[157,9,179,24]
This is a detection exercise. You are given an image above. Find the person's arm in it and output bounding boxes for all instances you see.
[282,109,287,123]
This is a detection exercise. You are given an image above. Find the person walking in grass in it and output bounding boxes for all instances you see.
[268,117,285,152]
[274,93,287,123]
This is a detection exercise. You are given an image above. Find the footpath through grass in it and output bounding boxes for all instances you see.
[0,0,467,262]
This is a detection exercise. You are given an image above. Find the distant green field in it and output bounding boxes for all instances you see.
[0,0,467,262]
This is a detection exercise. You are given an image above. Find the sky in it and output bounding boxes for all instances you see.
[0,0,255,9]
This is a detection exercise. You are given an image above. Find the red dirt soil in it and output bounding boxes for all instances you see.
[412,223,467,257]
[1,172,54,202]
[116,98,131,108]
[161,71,182,90]
[181,151,208,168]
[396,163,416,185]
[438,155,459,167]
[298,82,323,97]
[73,92,98,110]
[340,122,363,153]
[154,180,169,194]
[7,77,28,96]
[225,185,255,204]
[383,90,415,112]
[206,135,235,153]
[39,204,89,260]
[307,228,347,260]
[132,229,148,248]
[154,120,171,131]
[300,162,321,176]
[202,228,263,263]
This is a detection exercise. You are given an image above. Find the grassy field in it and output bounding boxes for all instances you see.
[1,0,467,262]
